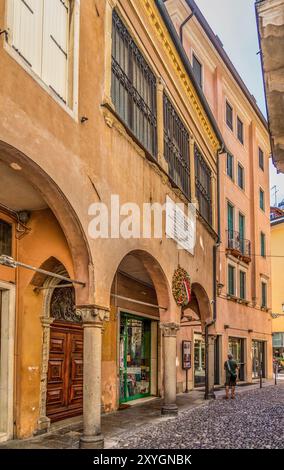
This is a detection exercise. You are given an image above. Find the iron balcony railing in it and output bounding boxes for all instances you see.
[227,230,251,257]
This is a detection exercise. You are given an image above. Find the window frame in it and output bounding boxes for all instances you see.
[260,232,266,258]
[259,147,264,171]
[227,201,235,235]
[237,162,244,190]
[195,144,212,226]
[111,9,157,159]
[226,100,233,131]
[237,116,244,144]
[192,52,203,90]
[239,270,246,300]
[5,0,80,119]
[0,219,13,257]
[261,281,267,308]
[226,152,234,180]
[259,188,265,211]
[163,92,190,198]
[228,264,236,296]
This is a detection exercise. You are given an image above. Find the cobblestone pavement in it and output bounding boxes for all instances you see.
[114,384,284,449]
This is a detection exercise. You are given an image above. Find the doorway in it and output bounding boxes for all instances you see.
[46,283,83,422]
[119,313,152,403]
[0,284,15,442]
[194,334,205,387]
[252,340,266,379]
[229,337,245,381]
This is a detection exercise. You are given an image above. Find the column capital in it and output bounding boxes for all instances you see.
[160,322,180,337]
[40,316,55,328]
[76,305,110,326]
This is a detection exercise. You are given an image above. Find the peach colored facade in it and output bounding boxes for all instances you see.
[166,0,272,384]
[0,0,224,445]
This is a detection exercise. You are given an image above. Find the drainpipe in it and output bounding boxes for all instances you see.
[205,146,225,399]
[180,12,194,46]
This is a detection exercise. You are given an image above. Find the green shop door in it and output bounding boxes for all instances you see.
[119,313,151,403]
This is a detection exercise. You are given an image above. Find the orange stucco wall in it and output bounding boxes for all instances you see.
[167,0,272,381]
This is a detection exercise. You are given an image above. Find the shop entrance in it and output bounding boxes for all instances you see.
[194,334,205,387]
[119,313,151,403]
[252,340,265,379]
[229,337,245,381]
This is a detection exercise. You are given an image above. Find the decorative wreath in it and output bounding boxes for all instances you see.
[172,266,191,307]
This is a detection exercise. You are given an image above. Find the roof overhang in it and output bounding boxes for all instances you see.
[256,0,284,173]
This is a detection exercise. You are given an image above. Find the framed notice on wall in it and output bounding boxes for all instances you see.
[182,340,192,370]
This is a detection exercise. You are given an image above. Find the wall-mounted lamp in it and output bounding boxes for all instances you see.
[18,210,31,225]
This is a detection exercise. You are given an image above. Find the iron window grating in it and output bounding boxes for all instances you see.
[163,93,190,198]
[0,220,12,256]
[195,144,212,225]
[111,10,157,158]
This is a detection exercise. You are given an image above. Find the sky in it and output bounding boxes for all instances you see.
[195,0,284,206]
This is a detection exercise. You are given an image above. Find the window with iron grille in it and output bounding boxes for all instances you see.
[0,220,12,256]
[195,145,212,225]
[163,93,190,198]
[111,10,157,157]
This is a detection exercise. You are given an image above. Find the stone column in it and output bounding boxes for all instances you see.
[77,305,109,449]
[36,316,54,435]
[160,322,180,415]
[207,334,216,399]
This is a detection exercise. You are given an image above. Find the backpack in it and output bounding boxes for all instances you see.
[227,360,237,378]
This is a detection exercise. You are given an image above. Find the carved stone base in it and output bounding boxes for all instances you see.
[34,416,51,436]
[79,434,104,449]
[161,403,178,416]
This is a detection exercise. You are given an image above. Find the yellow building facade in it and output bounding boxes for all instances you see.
[271,212,284,356]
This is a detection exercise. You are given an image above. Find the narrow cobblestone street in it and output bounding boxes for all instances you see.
[0,384,283,450]
[114,384,284,449]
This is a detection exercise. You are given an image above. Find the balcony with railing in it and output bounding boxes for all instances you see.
[226,230,251,263]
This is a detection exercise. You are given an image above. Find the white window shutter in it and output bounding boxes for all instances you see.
[42,0,69,103]
[12,0,43,74]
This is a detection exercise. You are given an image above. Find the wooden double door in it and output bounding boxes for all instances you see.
[47,322,83,422]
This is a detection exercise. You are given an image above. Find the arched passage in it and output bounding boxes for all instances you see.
[0,140,92,304]
[180,283,213,390]
[0,141,92,439]
[101,249,179,415]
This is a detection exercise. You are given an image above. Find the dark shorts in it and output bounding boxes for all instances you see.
[225,375,237,387]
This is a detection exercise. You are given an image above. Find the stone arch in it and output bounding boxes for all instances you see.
[0,140,93,305]
[110,248,173,320]
[184,282,212,330]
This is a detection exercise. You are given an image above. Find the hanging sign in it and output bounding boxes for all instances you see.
[172,266,191,307]
[182,340,192,370]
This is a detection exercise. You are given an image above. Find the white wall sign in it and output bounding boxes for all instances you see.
[166,196,196,255]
